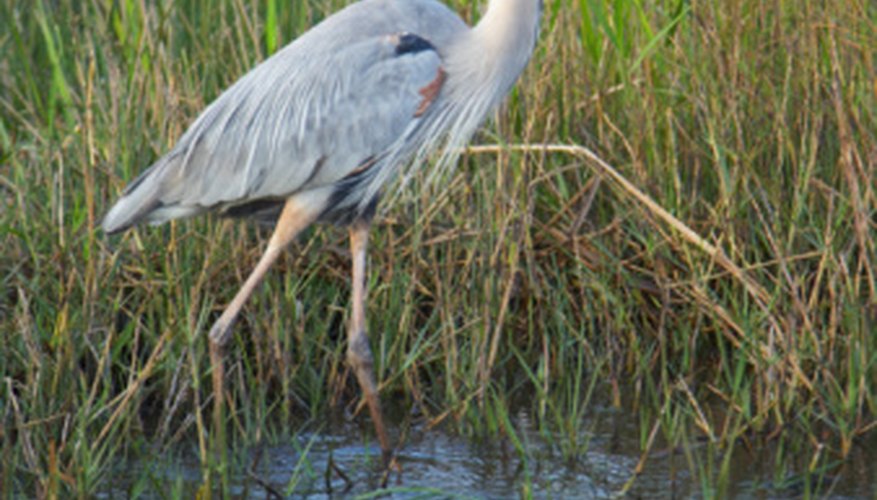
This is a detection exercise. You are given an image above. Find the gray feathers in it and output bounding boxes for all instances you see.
[102,0,541,233]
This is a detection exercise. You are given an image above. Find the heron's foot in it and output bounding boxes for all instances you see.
[208,318,234,346]
[379,448,400,488]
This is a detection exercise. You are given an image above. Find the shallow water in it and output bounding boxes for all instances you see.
[104,405,876,498]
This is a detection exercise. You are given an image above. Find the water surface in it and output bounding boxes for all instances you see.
[105,405,876,498]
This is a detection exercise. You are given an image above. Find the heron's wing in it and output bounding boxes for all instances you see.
[102,30,446,232]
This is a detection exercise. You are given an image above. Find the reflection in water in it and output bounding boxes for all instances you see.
[103,405,876,498]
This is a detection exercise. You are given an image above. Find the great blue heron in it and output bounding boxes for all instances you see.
[102,0,541,455]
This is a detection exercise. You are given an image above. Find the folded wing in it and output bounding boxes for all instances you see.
[102,30,444,233]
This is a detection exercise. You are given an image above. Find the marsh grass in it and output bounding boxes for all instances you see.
[2,0,876,497]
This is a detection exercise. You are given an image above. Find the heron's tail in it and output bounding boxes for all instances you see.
[101,165,166,234]
[102,157,208,234]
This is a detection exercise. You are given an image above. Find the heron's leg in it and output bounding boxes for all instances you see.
[348,220,392,457]
[209,197,322,346]
[207,196,322,442]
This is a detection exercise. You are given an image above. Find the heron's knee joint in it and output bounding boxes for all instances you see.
[347,334,374,368]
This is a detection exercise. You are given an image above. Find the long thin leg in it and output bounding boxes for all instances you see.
[209,197,323,346]
[347,220,392,457]
[207,196,323,460]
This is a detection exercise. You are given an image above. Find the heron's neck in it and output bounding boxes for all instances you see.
[470,0,541,86]
[473,0,541,54]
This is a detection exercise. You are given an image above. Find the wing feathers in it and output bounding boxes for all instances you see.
[103,30,446,231]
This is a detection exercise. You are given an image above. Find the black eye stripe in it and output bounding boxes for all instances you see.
[395,33,435,56]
